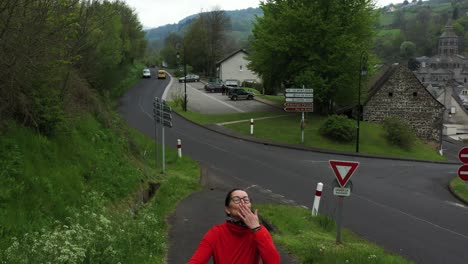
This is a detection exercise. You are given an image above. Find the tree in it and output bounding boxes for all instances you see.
[248,0,376,113]
[400,41,416,58]
[200,9,231,76]
[0,0,147,133]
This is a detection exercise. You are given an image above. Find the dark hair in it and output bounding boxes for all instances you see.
[225,188,246,207]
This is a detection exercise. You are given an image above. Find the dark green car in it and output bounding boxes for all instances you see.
[229,88,255,101]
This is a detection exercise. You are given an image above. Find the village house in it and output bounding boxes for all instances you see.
[364,65,444,141]
[216,49,261,84]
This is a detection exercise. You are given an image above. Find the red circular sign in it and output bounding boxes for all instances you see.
[458,147,468,164]
[458,165,468,181]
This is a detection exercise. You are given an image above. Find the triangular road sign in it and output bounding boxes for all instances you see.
[329,160,359,187]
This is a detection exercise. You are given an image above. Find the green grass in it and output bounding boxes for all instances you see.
[256,205,413,264]
[222,114,444,161]
[379,12,394,27]
[377,29,401,38]
[450,177,468,201]
[167,102,284,124]
[167,105,444,161]
[257,94,285,106]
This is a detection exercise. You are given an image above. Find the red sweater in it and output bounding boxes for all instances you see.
[188,222,280,264]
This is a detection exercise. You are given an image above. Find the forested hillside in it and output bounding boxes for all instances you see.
[0,1,194,262]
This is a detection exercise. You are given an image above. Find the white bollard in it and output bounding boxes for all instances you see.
[177,139,182,158]
[250,118,254,135]
[312,182,323,216]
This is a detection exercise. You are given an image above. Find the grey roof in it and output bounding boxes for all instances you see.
[216,49,249,66]
[440,26,458,38]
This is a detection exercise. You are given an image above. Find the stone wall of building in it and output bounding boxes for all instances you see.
[363,65,444,141]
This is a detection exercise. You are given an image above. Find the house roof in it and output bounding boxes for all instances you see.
[216,49,249,66]
[364,64,444,108]
[452,86,468,115]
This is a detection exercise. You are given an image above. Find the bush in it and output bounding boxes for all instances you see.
[242,80,263,92]
[319,115,356,142]
[383,117,416,150]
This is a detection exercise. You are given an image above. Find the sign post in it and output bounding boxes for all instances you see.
[284,87,313,144]
[153,97,173,174]
[329,160,359,243]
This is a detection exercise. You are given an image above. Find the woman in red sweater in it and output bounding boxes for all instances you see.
[188,188,280,264]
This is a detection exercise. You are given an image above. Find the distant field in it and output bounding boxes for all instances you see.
[377,29,401,37]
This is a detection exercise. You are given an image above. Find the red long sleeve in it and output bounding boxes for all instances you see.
[188,222,280,264]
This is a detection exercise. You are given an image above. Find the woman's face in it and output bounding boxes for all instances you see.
[225,190,251,218]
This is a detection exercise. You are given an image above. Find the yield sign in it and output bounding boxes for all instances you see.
[329,160,359,187]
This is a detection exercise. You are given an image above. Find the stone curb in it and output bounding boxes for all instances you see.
[447,183,468,206]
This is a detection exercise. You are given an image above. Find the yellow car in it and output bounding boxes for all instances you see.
[157,70,166,79]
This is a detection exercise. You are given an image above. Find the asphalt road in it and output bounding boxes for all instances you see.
[119,71,468,264]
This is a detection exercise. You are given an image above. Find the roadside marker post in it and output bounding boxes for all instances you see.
[329,160,359,243]
[250,118,254,135]
[177,139,182,158]
[312,182,323,216]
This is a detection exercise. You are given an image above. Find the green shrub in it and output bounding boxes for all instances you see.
[319,115,356,142]
[383,117,416,150]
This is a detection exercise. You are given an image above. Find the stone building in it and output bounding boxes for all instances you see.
[363,65,445,141]
[414,25,468,86]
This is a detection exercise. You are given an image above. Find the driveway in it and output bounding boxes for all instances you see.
[165,80,281,114]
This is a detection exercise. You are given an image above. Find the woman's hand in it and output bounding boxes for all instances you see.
[238,203,260,229]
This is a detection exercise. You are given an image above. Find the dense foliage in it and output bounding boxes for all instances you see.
[319,115,356,142]
[0,0,147,135]
[248,0,376,113]
[383,117,416,149]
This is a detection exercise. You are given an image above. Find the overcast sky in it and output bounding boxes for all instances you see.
[123,0,405,29]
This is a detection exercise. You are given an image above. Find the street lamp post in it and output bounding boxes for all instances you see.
[356,51,368,153]
[176,44,188,112]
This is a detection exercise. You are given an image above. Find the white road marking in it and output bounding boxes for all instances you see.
[446,201,467,208]
[217,115,288,125]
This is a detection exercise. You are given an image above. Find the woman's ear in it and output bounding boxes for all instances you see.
[225,207,231,216]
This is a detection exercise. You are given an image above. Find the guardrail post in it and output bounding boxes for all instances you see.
[250,118,254,135]
[312,182,323,216]
[177,139,182,158]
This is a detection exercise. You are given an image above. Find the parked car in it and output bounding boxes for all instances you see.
[229,88,255,101]
[224,79,241,96]
[179,74,200,83]
[204,81,224,93]
[157,70,166,79]
[142,68,151,78]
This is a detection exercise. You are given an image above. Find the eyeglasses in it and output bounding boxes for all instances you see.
[231,196,250,204]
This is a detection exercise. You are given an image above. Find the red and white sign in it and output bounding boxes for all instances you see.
[458,165,468,181]
[459,147,468,164]
[329,160,359,187]
[283,102,313,108]
[283,107,313,112]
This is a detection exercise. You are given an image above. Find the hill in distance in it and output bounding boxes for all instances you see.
[144,7,263,43]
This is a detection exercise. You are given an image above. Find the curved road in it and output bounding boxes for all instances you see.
[119,71,467,264]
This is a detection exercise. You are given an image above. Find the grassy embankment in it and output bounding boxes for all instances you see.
[450,177,468,202]
[171,95,445,161]
[0,65,201,263]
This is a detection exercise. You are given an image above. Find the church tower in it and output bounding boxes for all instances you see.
[438,25,459,56]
